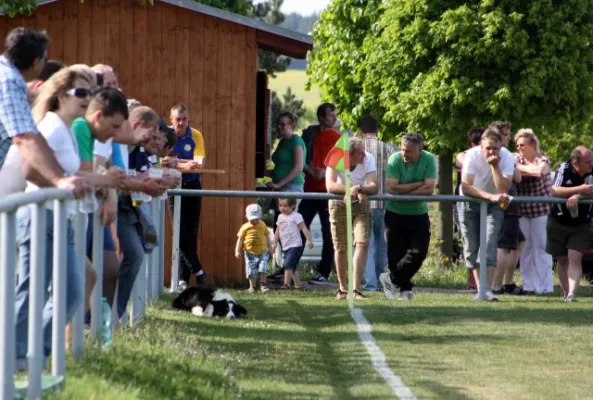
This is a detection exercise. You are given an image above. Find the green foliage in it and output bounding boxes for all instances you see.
[1,0,43,17]
[309,0,593,156]
[271,87,306,130]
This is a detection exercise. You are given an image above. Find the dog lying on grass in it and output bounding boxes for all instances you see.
[172,286,247,319]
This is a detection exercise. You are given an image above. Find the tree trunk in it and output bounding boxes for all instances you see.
[438,151,454,267]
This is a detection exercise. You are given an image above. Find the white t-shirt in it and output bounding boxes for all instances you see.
[337,151,377,186]
[461,146,514,195]
[94,138,129,170]
[0,144,26,196]
[276,211,305,250]
[27,112,81,213]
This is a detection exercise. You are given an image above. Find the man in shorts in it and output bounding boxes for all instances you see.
[547,146,593,301]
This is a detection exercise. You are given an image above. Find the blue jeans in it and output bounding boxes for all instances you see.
[457,202,504,268]
[14,207,83,360]
[116,212,144,318]
[364,208,387,291]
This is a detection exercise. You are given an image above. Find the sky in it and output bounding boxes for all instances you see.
[280,0,330,15]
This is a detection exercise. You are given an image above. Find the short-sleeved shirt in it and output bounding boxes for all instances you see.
[94,138,128,170]
[336,151,376,187]
[238,220,269,255]
[363,136,397,209]
[171,126,205,184]
[386,150,437,215]
[515,154,552,218]
[550,160,592,226]
[27,112,80,215]
[271,134,306,185]
[461,146,515,196]
[128,146,151,173]
[0,55,38,168]
[276,211,305,250]
[71,117,94,163]
[304,128,341,192]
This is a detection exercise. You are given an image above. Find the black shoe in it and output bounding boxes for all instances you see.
[309,274,328,284]
[492,288,505,295]
[503,283,526,295]
[196,271,208,286]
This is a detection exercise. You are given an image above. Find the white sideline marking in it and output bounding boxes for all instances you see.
[350,307,416,400]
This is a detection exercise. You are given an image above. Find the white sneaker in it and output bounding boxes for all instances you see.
[398,291,413,301]
[379,272,396,300]
[565,293,578,302]
[178,280,188,291]
[473,291,498,302]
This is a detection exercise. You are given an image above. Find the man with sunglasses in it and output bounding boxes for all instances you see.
[0,27,90,198]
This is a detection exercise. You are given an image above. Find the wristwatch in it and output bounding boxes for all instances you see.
[357,184,364,194]
[578,192,583,200]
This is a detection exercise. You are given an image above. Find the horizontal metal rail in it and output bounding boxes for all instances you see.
[167,189,593,205]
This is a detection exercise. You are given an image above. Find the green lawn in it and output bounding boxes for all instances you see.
[49,288,593,400]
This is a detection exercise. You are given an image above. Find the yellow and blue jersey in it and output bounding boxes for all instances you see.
[171,126,205,183]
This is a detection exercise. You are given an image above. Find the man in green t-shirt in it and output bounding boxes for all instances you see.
[379,133,437,301]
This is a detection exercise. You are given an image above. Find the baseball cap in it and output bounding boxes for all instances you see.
[246,204,263,221]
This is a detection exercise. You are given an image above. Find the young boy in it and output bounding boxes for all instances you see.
[235,204,273,293]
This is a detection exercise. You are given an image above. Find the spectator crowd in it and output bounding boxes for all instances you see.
[1,24,591,375]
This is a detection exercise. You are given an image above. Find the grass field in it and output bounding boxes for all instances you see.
[269,70,321,112]
[49,287,593,400]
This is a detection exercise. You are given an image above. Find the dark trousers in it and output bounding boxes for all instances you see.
[385,211,431,291]
[297,197,334,279]
[168,178,203,282]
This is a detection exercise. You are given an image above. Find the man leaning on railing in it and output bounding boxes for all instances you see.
[0,27,89,199]
[547,146,593,302]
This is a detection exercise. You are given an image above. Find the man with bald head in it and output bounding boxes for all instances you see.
[548,146,593,302]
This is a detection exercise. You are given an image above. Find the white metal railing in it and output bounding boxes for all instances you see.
[0,189,165,400]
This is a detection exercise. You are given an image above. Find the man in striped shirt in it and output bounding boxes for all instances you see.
[359,116,398,291]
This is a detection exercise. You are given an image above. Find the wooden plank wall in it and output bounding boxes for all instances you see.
[0,0,258,284]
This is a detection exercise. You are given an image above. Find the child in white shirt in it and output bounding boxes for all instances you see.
[272,198,314,289]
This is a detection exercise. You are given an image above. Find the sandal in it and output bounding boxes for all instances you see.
[354,290,368,300]
[335,289,347,300]
[280,284,291,290]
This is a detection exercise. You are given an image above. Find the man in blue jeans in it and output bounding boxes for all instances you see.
[359,116,397,291]
[116,106,168,319]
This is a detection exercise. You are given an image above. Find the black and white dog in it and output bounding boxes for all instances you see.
[172,286,247,319]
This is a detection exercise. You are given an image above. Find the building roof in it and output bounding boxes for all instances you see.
[26,0,313,59]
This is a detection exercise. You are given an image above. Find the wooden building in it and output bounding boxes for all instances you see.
[0,0,313,283]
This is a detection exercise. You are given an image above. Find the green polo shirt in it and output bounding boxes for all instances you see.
[385,150,437,215]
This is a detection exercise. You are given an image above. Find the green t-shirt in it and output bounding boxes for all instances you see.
[71,117,94,162]
[385,150,437,215]
[271,134,306,186]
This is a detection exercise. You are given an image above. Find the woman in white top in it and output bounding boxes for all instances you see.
[14,67,95,369]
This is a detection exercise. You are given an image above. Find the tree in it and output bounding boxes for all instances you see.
[309,0,593,263]
[252,0,291,77]
[1,0,38,17]
[271,87,306,131]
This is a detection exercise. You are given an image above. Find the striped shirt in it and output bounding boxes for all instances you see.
[363,136,398,209]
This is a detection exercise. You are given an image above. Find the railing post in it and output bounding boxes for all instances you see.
[159,198,166,295]
[90,212,104,341]
[52,200,67,377]
[28,203,47,398]
[72,212,86,359]
[477,201,488,301]
[170,195,181,293]
[0,211,17,400]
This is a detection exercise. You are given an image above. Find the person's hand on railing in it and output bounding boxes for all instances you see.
[141,177,168,197]
[489,193,510,208]
[186,160,201,170]
[357,192,369,205]
[567,193,580,211]
[99,190,118,226]
[56,175,92,199]
[162,156,179,169]
[105,166,126,190]
[161,173,181,189]
[266,182,280,190]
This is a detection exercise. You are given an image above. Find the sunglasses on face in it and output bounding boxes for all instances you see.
[66,88,92,98]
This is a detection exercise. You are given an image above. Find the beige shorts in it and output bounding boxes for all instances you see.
[329,200,371,251]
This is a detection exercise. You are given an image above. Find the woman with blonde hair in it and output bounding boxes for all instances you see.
[13,66,97,369]
[514,128,554,294]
